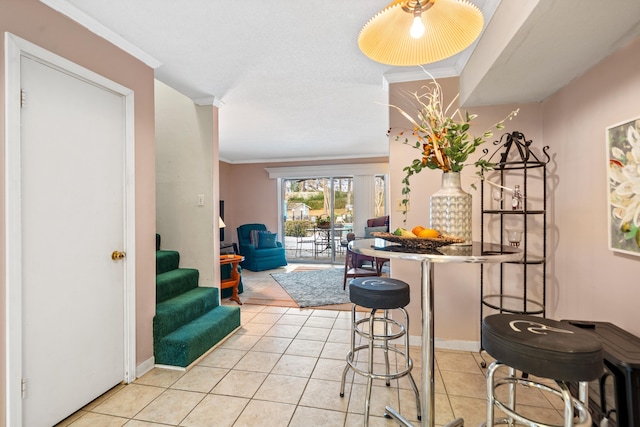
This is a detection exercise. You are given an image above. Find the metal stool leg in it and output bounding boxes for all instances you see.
[363,311,377,425]
[400,307,421,420]
[341,302,418,425]
[485,361,499,427]
[340,304,358,398]
[507,366,516,426]
[383,310,391,387]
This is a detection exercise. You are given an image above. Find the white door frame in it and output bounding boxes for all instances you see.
[4,33,137,426]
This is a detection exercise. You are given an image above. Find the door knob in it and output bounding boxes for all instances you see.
[111,250,126,261]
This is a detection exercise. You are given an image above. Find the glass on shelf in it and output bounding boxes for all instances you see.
[492,189,503,208]
[505,228,522,247]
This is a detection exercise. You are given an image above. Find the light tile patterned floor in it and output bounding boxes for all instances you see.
[57,266,567,427]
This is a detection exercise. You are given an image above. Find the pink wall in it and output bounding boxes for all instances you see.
[542,36,640,337]
[1,0,156,421]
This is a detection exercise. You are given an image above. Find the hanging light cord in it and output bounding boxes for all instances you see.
[401,0,434,15]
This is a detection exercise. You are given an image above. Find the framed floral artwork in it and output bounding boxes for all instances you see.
[606,117,640,256]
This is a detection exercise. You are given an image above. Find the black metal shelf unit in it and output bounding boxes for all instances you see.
[478,132,551,365]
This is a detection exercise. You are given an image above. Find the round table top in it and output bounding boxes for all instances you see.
[349,238,522,264]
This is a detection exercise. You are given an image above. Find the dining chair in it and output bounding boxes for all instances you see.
[343,233,383,289]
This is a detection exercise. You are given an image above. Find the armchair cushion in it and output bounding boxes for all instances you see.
[363,215,389,238]
[364,225,387,238]
[238,224,266,245]
[249,229,262,247]
[257,232,278,248]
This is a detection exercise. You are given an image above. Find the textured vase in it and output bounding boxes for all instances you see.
[429,172,472,244]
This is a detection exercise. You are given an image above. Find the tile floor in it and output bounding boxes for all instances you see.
[58,267,569,427]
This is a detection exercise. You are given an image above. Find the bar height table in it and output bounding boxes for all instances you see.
[349,239,522,427]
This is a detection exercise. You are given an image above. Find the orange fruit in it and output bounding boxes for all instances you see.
[418,228,440,238]
[411,225,426,236]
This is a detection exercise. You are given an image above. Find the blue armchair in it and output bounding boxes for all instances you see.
[237,223,288,271]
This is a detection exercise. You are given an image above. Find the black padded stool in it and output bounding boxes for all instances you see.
[482,314,604,427]
[339,277,421,426]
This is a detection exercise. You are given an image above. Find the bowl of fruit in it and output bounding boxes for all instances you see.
[371,226,465,249]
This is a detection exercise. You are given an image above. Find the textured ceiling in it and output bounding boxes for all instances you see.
[54,0,640,163]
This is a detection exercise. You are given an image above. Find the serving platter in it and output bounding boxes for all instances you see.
[371,231,465,249]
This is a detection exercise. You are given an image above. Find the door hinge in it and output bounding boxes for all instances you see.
[21,378,26,399]
[20,89,26,108]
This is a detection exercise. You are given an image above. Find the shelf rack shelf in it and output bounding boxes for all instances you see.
[478,131,551,367]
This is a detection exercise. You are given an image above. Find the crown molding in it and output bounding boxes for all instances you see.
[39,0,161,69]
[193,96,225,108]
[266,163,389,179]
[382,65,461,90]
[220,152,388,165]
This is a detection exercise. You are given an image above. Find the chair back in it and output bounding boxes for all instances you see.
[237,223,267,245]
[364,215,389,237]
[366,215,389,228]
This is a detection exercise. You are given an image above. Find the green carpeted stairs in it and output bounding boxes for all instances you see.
[154,234,240,367]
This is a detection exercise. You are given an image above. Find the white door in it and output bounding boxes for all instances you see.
[19,55,126,426]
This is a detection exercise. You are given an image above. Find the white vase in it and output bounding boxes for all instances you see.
[429,172,472,244]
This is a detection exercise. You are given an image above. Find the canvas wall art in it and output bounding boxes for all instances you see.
[606,117,640,256]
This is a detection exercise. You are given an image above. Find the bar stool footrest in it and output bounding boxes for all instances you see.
[489,365,591,427]
[354,316,406,341]
[346,345,413,381]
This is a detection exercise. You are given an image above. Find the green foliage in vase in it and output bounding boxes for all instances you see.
[390,76,519,224]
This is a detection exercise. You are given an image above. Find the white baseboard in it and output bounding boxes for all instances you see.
[154,363,186,372]
[409,334,480,352]
[136,356,155,379]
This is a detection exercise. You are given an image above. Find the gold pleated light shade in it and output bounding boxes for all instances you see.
[358,0,484,66]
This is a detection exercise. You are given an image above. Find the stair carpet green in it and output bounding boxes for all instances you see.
[156,268,199,303]
[154,287,219,340]
[156,250,180,275]
[155,305,240,368]
[154,236,240,368]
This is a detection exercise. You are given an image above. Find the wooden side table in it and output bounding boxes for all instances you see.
[219,254,244,305]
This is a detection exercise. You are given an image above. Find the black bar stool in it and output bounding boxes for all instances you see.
[339,277,421,426]
[481,314,604,427]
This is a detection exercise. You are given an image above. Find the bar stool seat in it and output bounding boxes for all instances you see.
[340,277,420,426]
[349,277,410,309]
[482,314,604,427]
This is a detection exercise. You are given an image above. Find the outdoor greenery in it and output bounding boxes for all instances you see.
[284,220,314,237]
[284,176,384,224]
[287,191,349,210]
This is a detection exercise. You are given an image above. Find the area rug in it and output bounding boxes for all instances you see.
[269,268,349,308]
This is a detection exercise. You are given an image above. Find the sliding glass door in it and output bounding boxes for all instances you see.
[267,163,388,265]
[282,176,355,264]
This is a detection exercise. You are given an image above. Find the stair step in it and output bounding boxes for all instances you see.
[156,250,180,274]
[153,287,219,341]
[156,268,199,303]
[155,305,241,367]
